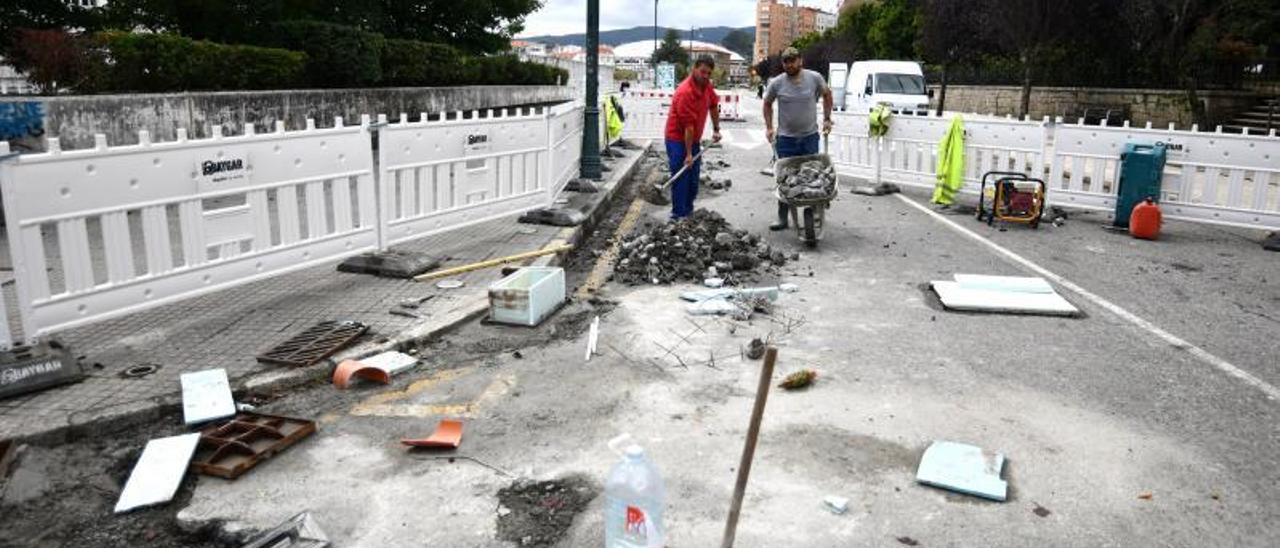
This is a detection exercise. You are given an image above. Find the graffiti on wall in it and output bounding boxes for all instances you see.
[0,102,45,147]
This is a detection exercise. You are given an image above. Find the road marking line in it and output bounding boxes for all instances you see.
[576,192,648,298]
[895,193,1280,401]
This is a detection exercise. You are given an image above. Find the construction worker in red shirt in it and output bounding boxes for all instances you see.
[664,56,722,220]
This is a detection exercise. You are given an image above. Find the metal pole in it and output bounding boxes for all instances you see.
[654,0,659,88]
[580,0,603,180]
[720,346,778,548]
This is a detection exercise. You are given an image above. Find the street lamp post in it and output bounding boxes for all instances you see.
[580,0,603,181]
[653,0,659,87]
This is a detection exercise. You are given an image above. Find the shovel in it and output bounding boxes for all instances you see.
[640,148,708,206]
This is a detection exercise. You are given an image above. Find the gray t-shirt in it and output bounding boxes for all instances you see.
[764,69,829,138]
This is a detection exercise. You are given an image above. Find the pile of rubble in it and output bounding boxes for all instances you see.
[778,160,837,200]
[615,209,790,285]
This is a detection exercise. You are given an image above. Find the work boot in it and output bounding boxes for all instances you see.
[769,201,789,231]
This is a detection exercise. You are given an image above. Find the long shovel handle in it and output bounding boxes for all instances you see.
[657,148,708,192]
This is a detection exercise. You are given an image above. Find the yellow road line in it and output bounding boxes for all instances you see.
[576,193,649,298]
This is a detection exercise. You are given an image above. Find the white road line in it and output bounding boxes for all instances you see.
[895,193,1280,401]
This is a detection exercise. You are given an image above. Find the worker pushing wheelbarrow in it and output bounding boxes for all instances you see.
[774,135,837,247]
[763,47,837,247]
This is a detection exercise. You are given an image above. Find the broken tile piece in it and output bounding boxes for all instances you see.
[180,369,235,426]
[401,419,464,448]
[114,433,200,513]
[333,351,420,389]
[822,495,849,515]
[916,440,1008,502]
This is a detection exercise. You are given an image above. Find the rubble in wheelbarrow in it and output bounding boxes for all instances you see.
[778,160,838,200]
[614,209,788,285]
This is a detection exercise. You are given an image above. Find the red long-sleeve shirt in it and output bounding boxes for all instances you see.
[664,77,719,142]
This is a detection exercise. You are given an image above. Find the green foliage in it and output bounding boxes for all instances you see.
[465,55,567,86]
[720,28,754,59]
[614,68,639,82]
[95,0,540,55]
[269,20,385,88]
[94,31,306,92]
[652,29,690,66]
[382,39,465,87]
[791,31,823,52]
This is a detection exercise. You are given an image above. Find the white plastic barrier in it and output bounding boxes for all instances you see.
[830,111,1280,231]
[1049,122,1280,229]
[0,118,378,342]
[376,107,554,248]
[549,101,585,196]
[619,89,740,140]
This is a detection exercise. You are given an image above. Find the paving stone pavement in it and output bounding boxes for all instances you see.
[0,216,566,441]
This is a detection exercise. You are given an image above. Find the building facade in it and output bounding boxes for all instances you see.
[753,1,836,64]
[613,40,749,86]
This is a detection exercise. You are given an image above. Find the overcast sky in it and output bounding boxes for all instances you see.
[518,0,841,37]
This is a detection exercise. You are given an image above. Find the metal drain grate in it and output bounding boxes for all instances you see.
[256,321,368,367]
[190,413,317,479]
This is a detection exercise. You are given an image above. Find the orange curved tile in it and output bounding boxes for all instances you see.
[401,419,463,448]
[332,359,390,389]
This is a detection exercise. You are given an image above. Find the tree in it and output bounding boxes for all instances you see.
[0,1,98,57]
[6,29,99,94]
[651,29,689,66]
[96,0,542,54]
[720,28,753,59]
[918,0,986,114]
[986,0,1076,118]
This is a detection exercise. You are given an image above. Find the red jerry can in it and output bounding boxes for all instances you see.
[1129,198,1162,240]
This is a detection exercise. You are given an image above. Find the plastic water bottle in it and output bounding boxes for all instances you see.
[604,445,666,548]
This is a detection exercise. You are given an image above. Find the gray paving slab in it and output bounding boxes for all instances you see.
[0,146,646,443]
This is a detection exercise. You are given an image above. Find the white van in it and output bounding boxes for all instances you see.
[829,60,930,115]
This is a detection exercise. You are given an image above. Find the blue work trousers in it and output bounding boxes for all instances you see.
[665,139,702,219]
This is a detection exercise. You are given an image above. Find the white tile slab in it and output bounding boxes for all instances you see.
[180,369,235,426]
[114,433,200,513]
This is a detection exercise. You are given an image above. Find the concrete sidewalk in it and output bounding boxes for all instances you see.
[0,145,647,444]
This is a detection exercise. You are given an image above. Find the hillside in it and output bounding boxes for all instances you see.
[521,25,754,48]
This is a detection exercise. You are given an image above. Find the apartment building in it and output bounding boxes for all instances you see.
[753,1,836,64]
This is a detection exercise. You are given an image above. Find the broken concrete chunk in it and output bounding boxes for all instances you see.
[519,208,586,227]
[240,511,330,548]
[680,287,779,303]
[915,440,1008,502]
[337,251,441,278]
[822,495,849,515]
[564,179,600,193]
[114,433,200,514]
[180,369,236,426]
[1264,232,1280,252]
[686,298,742,316]
[777,159,837,200]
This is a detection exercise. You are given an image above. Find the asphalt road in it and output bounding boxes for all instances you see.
[174,103,1280,547]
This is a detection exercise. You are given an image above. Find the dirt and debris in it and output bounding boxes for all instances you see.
[746,338,766,360]
[614,209,790,286]
[897,536,921,546]
[1033,503,1052,517]
[495,475,599,548]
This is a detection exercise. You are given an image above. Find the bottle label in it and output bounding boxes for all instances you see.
[624,505,649,542]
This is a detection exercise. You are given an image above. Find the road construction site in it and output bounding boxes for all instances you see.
[2,95,1279,547]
